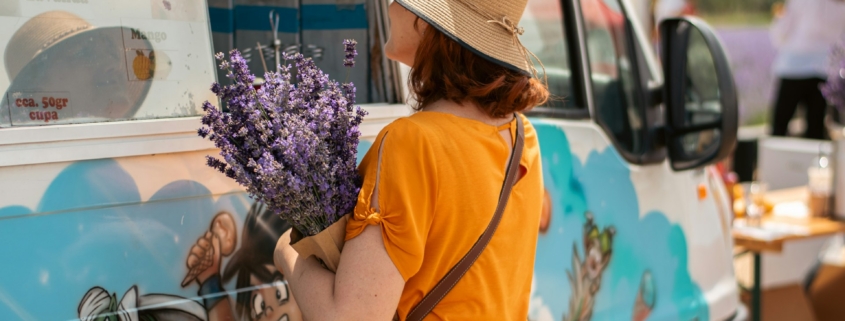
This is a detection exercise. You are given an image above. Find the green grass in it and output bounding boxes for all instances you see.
[743,109,770,127]
[698,12,774,27]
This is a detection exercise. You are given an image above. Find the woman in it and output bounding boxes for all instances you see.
[275,0,548,319]
[769,0,845,139]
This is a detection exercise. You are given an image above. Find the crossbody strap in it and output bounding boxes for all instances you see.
[405,113,525,321]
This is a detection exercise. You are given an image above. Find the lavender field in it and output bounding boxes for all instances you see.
[716,27,778,126]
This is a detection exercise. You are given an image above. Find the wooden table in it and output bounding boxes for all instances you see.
[732,186,845,321]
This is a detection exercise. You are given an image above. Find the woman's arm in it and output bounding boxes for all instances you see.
[275,121,432,320]
[275,224,405,321]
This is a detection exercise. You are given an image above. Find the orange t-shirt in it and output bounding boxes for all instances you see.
[346,111,544,320]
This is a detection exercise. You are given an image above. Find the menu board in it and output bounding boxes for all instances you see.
[0,0,217,127]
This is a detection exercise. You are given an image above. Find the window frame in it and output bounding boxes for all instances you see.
[524,0,592,120]
[579,0,667,165]
[0,104,410,167]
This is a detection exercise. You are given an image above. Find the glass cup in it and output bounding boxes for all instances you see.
[744,182,767,227]
[808,165,833,218]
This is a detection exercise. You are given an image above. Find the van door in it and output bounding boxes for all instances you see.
[524,0,739,320]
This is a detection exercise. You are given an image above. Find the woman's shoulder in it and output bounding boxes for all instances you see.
[370,115,440,158]
[516,114,542,164]
[519,114,539,141]
[517,113,535,132]
[377,111,538,148]
[378,113,442,144]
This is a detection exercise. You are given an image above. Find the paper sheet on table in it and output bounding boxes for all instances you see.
[773,201,810,219]
[733,220,812,241]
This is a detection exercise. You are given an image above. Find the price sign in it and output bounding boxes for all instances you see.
[7,92,73,125]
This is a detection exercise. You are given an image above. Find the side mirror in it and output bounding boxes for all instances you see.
[660,17,738,171]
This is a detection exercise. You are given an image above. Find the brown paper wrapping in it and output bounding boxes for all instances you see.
[289,214,349,272]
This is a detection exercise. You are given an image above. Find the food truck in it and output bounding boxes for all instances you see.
[0,0,745,320]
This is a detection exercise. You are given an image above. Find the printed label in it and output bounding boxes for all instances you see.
[129,28,168,43]
[120,19,192,51]
[7,91,72,125]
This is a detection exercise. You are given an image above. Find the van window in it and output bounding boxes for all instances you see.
[0,2,218,127]
[582,0,646,155]
[522,0,574,109]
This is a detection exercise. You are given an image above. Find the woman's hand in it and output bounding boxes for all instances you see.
[273,225,405,321]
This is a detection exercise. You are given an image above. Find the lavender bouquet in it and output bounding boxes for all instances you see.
[199,40,366,242]
[821,41,845,113]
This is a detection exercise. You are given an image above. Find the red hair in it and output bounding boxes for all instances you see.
[408,24,549,118]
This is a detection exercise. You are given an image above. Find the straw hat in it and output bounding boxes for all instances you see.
[395,0,539,76]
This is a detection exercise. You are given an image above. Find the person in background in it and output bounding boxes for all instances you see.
[769,0,845,139]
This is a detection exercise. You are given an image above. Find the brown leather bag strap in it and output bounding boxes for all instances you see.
[404,113,525,321]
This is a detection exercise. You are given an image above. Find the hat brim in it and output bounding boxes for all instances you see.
[395,0,532,77]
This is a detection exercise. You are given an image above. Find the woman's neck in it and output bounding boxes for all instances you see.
[422,99,514,127]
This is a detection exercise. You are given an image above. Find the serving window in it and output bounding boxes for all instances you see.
[0,0,398,128]
[0,1,218,127]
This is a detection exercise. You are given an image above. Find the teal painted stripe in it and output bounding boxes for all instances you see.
[235,5,299,32]
[230,4,368,32]
[302,4,368,30]
[208,7,234,33]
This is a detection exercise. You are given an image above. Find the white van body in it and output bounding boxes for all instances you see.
[0,0,743,320]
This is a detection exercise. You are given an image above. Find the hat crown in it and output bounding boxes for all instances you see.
[396,0,538,75]
[462,0,527,23]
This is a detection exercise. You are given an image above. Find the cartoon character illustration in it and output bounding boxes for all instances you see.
[183,202,303,321]
[78,285,206,321]
[632,271,656,321]
[182,212,238,287]
[564,212,615,321]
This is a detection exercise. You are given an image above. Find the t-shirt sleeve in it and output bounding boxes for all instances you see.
[345,119,437,281]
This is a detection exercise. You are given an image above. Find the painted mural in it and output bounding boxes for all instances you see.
[0,122,712,320]
[528,121,709,321]
[163,201,304,321]
[0,142,374,320]
[0,160,284,320]
[563,212,616,321]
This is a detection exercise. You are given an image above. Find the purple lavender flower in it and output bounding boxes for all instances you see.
[343,39,358,68]
[198,42,367,236]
